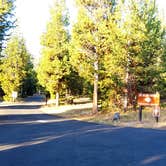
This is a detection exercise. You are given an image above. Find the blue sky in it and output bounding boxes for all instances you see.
[15,0,166,61]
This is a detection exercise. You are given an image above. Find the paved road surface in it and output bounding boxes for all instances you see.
[0,95,166,166]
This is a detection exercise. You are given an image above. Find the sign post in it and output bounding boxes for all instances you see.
[12,91,18,102]
[137,92,160,122]
[138,106,143,122]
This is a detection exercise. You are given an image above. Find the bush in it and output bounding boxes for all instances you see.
[66,96,74,104]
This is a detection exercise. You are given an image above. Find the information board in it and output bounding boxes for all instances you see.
[137,93,160,106]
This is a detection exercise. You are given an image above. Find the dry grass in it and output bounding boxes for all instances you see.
[86,106,166,129]
[42,98,166,129]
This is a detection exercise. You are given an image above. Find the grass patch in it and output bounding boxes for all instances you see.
[47,98,166,129]
[58,107,92,118]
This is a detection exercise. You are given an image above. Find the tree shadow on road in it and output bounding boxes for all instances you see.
[0,104,42,110]
[0,113,166,166]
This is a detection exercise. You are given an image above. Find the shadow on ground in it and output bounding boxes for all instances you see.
[0,112,166,166]
[0,104,42,110]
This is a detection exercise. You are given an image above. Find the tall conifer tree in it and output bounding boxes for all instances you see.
[0,0,15,56]
[70,0,122,113]
[0,36,33,101]
[122,0,166,106]
[37,0,69,106]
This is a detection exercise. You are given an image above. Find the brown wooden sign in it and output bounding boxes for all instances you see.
[137,93,160,106]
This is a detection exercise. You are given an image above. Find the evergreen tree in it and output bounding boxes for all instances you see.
[21,58,37,97]
[123,0,166,106]
[0,36,34,101]
[65,68,92,96]
[137,0,165,93]
[160,35,166,98]
[70,0,122,113]
[37,0,69,106]
[0,0,15,55]
[71,0,166,112]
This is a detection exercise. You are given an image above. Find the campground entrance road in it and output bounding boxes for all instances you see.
[0,95,166,166]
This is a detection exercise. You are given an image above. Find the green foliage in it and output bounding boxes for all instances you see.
[37,0,70,100]
[70,0,166,111]
[22,64,38,97]
[0,0,15,55]
[36,0,166,112]
[0,36,35,101]
[123,0,166,100]
[0,0,13,14]
[70,0,126,112]
[65,69,92,96]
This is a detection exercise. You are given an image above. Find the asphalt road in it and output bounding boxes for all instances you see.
[0,95,166,166]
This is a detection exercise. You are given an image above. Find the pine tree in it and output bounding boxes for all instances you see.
[0,0,15,55]
[0,35,33,101]
[136,0,165,93]
[37,0,69,106]
[70,0,122,113]
[21,57,37,97]
[122,0,166,107]
[70,0,166,112]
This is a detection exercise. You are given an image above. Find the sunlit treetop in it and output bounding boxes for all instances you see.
[0,0,14,14]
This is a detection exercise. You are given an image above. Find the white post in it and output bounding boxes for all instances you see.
[56,92,59,107]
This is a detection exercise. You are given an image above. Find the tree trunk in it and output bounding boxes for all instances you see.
[124,71,128,112]
[92,59,98,114]
[56,92,59,107]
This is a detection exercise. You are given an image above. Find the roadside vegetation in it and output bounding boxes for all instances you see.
[37,0,166,115]
[0,0,166,128]
[54,98,166,129]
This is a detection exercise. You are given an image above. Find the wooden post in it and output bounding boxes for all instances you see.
[138,106,143,122]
